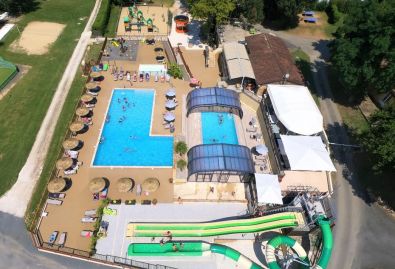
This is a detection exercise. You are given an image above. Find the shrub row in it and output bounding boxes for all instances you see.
[92,0,112,36]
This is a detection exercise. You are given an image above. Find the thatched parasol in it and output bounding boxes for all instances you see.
[142,177,160,193]
[81,94,94,103]
[116,177,134,193]
[69,121,85,132]
[56,157,74,170]
[75,107,90,117]
[62,138,80,150]
[85,82,98,90]
[90,71,101,78]
[47,177,67,193]
[89,177,106,193]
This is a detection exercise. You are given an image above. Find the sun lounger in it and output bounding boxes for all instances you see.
[100,187,108,199]
[126,72,131,81]
[80,230,93,238]
[48,193,66,199]
[47,199,63,205]
[57,232,67,247]
[103,207,117,215]
[84,103,95,108]
[87,91,99,96]
[246,127,257,132]
[82,217,97,223]
[48,231,58,244]
[64,169,77,175]
[84,209,97,216]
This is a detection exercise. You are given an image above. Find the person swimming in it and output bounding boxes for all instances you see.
[122,105,126,111]
[100,136,105,143]
[105,114,110,123]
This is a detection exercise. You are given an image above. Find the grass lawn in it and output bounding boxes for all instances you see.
[0,0,95,196]
[85,42,105,64]
[152,0,175,7]
[0,68,15,87]
[105,5,121,37]
[291,49,319,104]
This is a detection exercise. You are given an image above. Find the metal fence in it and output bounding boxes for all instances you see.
[32,230,176,269]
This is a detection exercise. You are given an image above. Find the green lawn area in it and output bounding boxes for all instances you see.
[0,68,15,86]
[0,0,95,196]
[152,0,175,7]
[85,42,105,64]
[291,48,319,104]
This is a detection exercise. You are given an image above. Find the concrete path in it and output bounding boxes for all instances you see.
[255,27,395,269]
[0,0,102,217]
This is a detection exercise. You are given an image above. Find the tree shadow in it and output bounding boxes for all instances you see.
[4,0,40,16]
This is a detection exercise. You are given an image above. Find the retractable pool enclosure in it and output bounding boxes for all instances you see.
[186,87,243,118]
[187,144,254,182]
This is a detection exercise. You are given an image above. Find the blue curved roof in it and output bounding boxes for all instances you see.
[186,87,243,118]
[187,144,254,179]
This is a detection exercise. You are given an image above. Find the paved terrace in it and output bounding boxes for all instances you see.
[39,43,191,252]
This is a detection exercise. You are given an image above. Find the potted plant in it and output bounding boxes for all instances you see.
[175,141,188,156]
[177,159,187,171]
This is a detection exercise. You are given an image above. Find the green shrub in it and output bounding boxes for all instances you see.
[167,63,183,79]
[175,141,188,156]
[177,159,187,171]
[326,2,341,24]
[92,0,111,36]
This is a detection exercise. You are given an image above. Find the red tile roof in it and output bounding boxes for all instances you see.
[245,33,304,85]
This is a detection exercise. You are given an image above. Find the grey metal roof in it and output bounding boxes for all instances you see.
[186,87,243,117]
[187,144,255,178]
[223,42,255,80]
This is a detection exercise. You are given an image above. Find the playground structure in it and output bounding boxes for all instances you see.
[124,4,155,33]
[126,192,333,269]
[174,14,189,33]
[0,57,18,91]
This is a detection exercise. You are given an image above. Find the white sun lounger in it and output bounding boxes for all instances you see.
[57,232,67,247]
[246,127,257,132]
[80,230,93,238]
[84,209,97,216]
[81,217,97,223]
[47,199,63,205]
[64,169,77,175]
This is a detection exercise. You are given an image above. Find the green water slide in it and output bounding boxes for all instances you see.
[265,215,333,269]
[128,242,263,269]
[127,212,302,237]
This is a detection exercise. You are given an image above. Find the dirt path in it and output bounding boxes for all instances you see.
[0,0,103,217]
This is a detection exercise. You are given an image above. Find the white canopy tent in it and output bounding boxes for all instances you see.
[267,84,323,135]
[139,64,167,74]
[280,135,336,172]
[255,173,283,205]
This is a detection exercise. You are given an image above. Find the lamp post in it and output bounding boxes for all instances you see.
[282,73,290,84]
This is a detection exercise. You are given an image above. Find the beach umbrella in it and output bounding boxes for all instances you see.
[90,71,101,78]
[69,121,85,132]
[166,88,176,97]
[85,82,98,90]
[81,94,94,103]
[56,157,74,170]
[62,138,80,150]
[142,177,160,193]
[256,144,268,155]
[165,100,177,109]
[89,177,106,193]
[75,107,90,117]
[164,112,175,122]
[117,177,135,193]
[47,178,67,193]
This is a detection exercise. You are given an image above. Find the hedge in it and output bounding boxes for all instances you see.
[92,0,112,36]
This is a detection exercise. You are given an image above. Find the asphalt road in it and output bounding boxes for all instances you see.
[257,27,395,269]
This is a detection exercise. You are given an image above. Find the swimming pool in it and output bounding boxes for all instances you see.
[93,89,173,166]
[201,112,238,145]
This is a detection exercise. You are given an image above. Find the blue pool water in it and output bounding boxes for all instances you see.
[93,89,173,166]
[201,112,238,144]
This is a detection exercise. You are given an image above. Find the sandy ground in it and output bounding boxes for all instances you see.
[0,0,102,217]
[117,6,169,36]
[10,22,66,55]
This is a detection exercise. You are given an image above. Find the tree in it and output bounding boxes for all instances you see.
[189,0,236,24]
[242,0,265,23]
[263,0,300,28]
[175,141,188,156]
[360,106,395,172]
[167,63,183,79]
[0,0,39,15]
[176,159,187,171]
[330,0,395,98]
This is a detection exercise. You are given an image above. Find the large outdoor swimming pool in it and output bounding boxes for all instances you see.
[201,112,238,144]
[93,89,173,166]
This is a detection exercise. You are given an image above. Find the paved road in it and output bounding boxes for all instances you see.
[257,28,395,269]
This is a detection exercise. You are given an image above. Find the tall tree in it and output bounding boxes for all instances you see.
[263,0,300,28]
[242,0,265,23]
[189,0,236,24]
[360,106,395,172]
[330,0,395,97]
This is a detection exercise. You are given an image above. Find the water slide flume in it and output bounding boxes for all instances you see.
[126,212,304,237]
[128,242,262,269]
